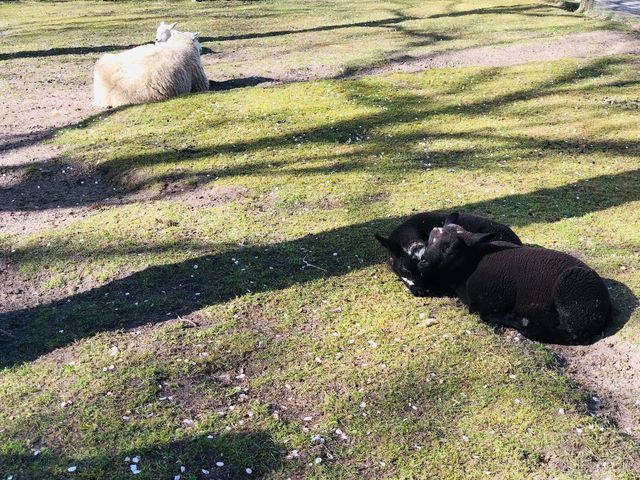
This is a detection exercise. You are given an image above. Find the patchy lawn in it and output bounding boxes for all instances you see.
[1,1,639,479]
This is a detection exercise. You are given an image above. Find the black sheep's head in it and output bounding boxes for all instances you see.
[374,234,431,297]
[421,213,495,273]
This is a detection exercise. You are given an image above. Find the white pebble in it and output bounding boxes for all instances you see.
[130,464,141,474]
[132,456,140,463]
[216,461,224,467]
[315,457,323,464]
[202,469,210,475]
[68,466,77,473]
[558,408,565,415]
[368,340,378,349]
[246,467,253,474]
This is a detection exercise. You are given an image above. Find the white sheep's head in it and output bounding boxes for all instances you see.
[156,21,177,43]
[157,23,203,54]
[170,31,203,54]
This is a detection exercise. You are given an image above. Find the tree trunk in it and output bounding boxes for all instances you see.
[577,0,595,13]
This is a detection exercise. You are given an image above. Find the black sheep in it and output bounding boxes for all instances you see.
[421,214,611,344]
[375,211,521,297]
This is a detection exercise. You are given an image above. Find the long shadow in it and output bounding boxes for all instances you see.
[427,3,562,19]
[209,76,275,91]
[2,162,639,367]
[0,430,285,479]
[198,15,419,43]
[0,43,146,61]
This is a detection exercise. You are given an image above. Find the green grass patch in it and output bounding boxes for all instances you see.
[1,0,639,478]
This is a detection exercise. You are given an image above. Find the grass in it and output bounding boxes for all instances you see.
[1,0,640,479]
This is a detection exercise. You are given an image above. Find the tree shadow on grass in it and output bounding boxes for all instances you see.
[209,77,275,91]
[0,43,145,61]
[0,15,420,62]
[1,163,639,367]
[4,55,634,213]
[198,15,420,43]
[427,3,569,19]
[0,430,286,479]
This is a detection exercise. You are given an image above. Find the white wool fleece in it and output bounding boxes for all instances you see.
[93,34,208,108]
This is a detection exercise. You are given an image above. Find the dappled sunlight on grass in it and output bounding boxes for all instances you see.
[1,3,640,478]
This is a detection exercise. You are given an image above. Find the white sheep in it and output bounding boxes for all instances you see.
[93,32,209,108]
[156,21,202,54]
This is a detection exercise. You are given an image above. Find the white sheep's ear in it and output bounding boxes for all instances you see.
[169,22,178,29]
[192,31,201,39]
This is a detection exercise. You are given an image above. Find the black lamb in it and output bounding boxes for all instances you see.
[375,211,521,297]
[420,214,611,344]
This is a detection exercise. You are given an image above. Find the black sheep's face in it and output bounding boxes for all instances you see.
[422,225,466,272]
[389,253,431,297]
[422,222,496,273]
[375,234,431,296]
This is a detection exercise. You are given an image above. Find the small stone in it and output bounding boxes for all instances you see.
[287,450,300,458]
[132,456,140,464]
[202,469,210,475]
[245,468,253,474]
[558,408,565,415]
[314,457,322,464]
[216,461,224,467]
[68,466,77,473]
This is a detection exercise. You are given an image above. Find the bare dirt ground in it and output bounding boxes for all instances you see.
[351,30,640,76]
[2,28,640,437]
[553,337,640,437]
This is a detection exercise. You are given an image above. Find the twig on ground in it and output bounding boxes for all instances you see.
[302,256,327,272]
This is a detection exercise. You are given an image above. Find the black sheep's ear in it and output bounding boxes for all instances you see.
[461,231,495,247]
[374,234,402,255]
[443,212,459,226]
